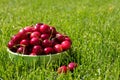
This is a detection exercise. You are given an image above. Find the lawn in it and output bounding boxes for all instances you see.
[0,0,120,80]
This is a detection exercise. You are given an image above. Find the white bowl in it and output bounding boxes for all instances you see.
[7,48,68,65]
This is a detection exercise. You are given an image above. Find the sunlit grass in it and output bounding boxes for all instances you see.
[0,0,120,80]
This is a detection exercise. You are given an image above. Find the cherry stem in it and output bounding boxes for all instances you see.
[49,29,53,40]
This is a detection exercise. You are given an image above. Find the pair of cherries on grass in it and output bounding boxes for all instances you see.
[8,23,72,55]
[57,62,78,74]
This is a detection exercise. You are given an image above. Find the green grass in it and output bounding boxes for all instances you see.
[0,0,120,80]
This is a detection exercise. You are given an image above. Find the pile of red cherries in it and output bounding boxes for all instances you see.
[7,23,72,56]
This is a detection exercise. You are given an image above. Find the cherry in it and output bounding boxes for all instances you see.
[56,33,65,42]
[44,47,53,55]
[42,39,52,47]
[49,27,56,38]
[18,29,26,35]
[30,37,41,45]
[20,39,29,46]
[50,26,56,35]
[24,26,34,33]
[68,62,78,71]
[41,34,50,40]
[8,40,19,52]
[7,40,15,49]
[34,23,43,32]
[17,46,29,54]
[17,47,26,54]
[30,31,41,38]
[61,41,71,50]
[18,29,27,39]
[57,65,67,74]
[11,35,21,44]
[54,44,63,53]
[51,38,59,47]
[32,45,43,55]
[65,37,72,44]
[40,24,50,33]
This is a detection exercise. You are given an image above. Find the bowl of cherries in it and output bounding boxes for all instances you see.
[7,23,72,64]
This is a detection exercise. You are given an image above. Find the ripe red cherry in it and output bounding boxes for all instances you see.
[18,29,26,35]
[40,24,50,33]
[30,37,41,45]
[54,44,63,53]
[20,39,29,46]
[57,65,67,74]
[30,31,41,38]
[11,35,21,44]
[56,33,65,42]
[41,34,50,40]
[18,29,27,39]
[51,38,59,47]
[34,23,43,32]
[17,47,25,54]
[68,62,78,71]
[7,40,15,49]
[42,39,52,47]
[32,45,43,55]
[44,47,53,55]
[50,26,56,34]
[65,37,72,44]
[61,41,71,50]
[24,26,34,33]
[17,46,29,54]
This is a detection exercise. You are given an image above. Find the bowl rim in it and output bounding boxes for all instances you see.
[7,48,66,57]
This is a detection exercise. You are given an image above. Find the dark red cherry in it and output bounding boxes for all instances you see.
[42,39,52,47]
[20,39,29,46]
[41,34,50,40]
[40,24,50,33]
[32,45,43,55]
[44,47,53,55]
[34,23,43,32]
[30,37,41,45]
[54,44,63,53]
[30,31,41,38]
